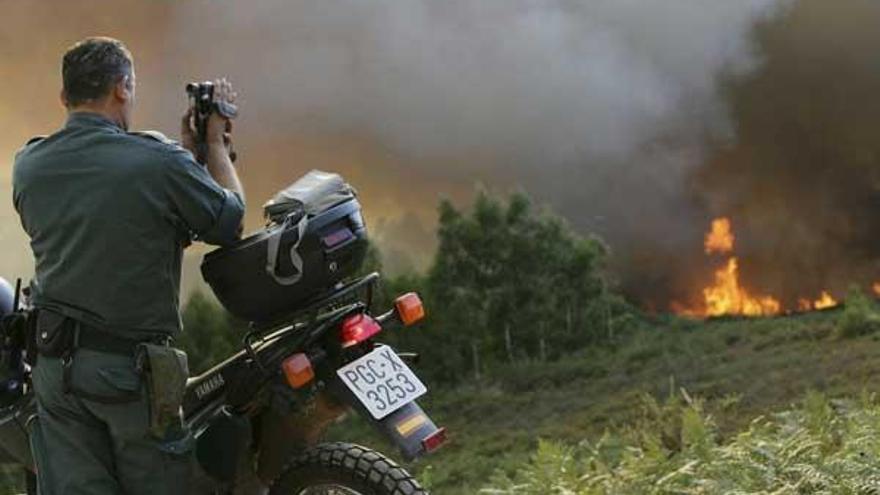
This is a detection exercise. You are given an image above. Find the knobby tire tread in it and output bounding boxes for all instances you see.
[270,442,427,495]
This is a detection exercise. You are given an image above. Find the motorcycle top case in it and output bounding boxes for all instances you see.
[201,171,368,323]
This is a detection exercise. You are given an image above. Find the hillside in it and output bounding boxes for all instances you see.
[330,306,880,493]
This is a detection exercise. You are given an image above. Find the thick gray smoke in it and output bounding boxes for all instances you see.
[163,0,788,272]
[169,0,783,164]
[176,2,765,154]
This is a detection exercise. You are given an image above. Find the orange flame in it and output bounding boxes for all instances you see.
[703,257,781,316]
[813,291,837,310]
[704,217,735,255]
[678,217,841,317]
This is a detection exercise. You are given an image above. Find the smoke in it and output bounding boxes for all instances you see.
[691,0,880,306]
[168,1,780,163]
[159,0,786,276]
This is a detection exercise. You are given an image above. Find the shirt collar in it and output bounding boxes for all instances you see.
[64,112,124,132]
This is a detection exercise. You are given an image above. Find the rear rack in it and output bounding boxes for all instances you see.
[249,272,380,332]
[240,272,381,374]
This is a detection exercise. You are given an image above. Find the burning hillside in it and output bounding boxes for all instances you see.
[674,217,843,318]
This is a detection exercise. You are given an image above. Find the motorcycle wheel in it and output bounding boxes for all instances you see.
[269,442,427,495]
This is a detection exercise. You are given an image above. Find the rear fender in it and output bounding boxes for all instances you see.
[368,400,443,461]
[255,390,348,483]
[328,376,444,461]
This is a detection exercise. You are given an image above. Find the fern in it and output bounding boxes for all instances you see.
[484,391,880,495]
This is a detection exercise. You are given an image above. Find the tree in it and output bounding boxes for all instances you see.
[421,190,611,379]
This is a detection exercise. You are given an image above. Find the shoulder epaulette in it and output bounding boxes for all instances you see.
[25,136,47,146]
[129,130,179,147]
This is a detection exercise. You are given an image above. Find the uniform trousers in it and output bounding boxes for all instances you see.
[30,349,192,494]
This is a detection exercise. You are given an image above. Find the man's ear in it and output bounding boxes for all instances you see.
[60,89,69,108]
[114,76,133,103]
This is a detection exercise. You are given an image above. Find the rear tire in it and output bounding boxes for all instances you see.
[269,442,427,495]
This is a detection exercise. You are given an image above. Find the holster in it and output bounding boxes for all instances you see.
[136,343,190,440]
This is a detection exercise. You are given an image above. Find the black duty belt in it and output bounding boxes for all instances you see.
[76,324,170,356]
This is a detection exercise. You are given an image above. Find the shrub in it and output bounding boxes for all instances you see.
[835,287,880,338]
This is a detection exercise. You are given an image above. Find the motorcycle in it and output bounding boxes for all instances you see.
[0,271,446,494]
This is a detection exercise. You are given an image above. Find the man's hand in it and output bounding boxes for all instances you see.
[180,78,238,157]
[180,107,197,155]
[205,78,237,153]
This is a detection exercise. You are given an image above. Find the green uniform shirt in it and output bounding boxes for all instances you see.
[12,112,244,337]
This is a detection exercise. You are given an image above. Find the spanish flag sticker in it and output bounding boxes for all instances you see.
[395,413,427,437]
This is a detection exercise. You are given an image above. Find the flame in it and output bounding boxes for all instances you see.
[678,217,841,317]
[704,217,735,254]
[703,257,781,316]
[813,291,837,310]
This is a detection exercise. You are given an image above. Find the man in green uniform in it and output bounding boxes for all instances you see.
[12,37,245,493]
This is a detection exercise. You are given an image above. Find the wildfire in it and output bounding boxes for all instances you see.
[679,217,841,317]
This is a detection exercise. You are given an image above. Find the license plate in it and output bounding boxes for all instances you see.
[337,346,427,419]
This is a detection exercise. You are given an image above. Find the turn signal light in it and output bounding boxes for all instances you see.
[395,293,426,326]
[282,353,314,389]
[421,427,448,453]
[340,314,383,348]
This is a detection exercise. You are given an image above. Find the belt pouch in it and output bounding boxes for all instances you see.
[35,311,74,358]
[137,343,190,440]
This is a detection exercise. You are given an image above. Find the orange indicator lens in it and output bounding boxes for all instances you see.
[282,353,314,389]
[395,293,426,326]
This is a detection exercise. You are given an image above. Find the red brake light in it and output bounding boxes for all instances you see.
[395,293,425,326]
[421,427,448,453]
[282,353,314,389]
[340,314,383,348]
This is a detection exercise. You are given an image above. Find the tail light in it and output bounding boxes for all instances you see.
[395,293,426,326]
[282,353,314,389]
[340,314,383,348]
[421,427,448,453]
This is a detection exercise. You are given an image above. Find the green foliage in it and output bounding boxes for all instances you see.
[177,291,244,374]
[484,391,880,494]
[835,287,880,339]
[414,190,631,383]
[332,306,880,494]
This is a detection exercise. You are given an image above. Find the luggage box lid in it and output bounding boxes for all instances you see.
[263,170,356,224]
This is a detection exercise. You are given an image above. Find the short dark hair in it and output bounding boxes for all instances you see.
[62,37,133,107]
